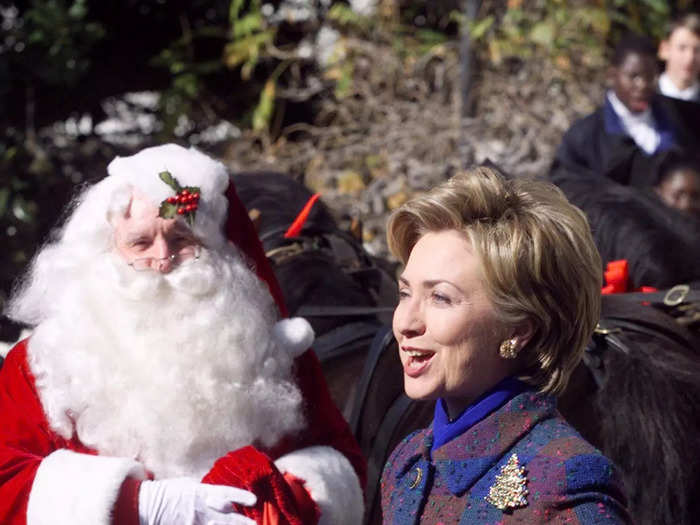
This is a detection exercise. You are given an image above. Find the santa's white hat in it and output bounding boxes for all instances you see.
[108,144,231,249]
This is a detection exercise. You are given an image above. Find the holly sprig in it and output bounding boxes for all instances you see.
[158,170,201,228]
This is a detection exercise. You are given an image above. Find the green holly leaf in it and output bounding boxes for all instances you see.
[159,200,178,220]
[158,170,182,192]
[183,185,200,195]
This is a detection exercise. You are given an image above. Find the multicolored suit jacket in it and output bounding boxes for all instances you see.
[381,391,633,524]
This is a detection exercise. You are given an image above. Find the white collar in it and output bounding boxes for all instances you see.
[607,90,653,126]
[606,91,660,154]
[659,73,700,101]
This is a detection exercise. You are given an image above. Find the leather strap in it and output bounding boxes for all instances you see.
[348,326,394,435]
[296,305,395,318]
[312,321,382,362]
[365,394,414,523]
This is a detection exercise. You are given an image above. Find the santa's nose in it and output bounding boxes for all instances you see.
[149,237,175,273]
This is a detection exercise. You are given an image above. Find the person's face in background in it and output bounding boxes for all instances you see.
[609,52,658,113]
[659,27,700,90]
[655,168,700,217]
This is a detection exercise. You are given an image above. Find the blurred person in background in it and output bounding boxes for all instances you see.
[653,149,700,218]
[658,12,700,102]
[552,34,681,188]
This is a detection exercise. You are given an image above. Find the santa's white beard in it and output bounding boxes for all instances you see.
[27,247,305,479]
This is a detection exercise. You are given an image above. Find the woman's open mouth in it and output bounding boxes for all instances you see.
[402,347,436,377]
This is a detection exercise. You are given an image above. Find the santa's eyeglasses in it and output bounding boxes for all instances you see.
[128,245,201,272]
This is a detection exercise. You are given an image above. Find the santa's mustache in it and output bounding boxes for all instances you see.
[99,248,224,301]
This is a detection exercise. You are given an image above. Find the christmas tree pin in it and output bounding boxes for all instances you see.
[485,453,528,511]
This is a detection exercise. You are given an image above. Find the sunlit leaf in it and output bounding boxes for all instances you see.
[252,79,275,131]
[468,16,494,41]
[233,12,264,39]
[334,62,354,99]
[229,0,246,23]
[328,4,366,28]
[241,49,260,81]
[530,20,555,47]
[223,31,274,70]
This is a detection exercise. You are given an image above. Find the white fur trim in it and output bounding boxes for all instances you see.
[273,317,315,358]
[274,446,363,525]
[27,449,147,525]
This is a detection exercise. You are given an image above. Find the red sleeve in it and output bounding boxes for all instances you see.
[0,341,53,525]
[112,477,142,525]
[0,341,97,525]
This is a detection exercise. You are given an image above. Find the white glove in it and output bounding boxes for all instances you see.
[138,477,257,525]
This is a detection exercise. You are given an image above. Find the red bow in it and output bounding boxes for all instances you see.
[601,260,657,295]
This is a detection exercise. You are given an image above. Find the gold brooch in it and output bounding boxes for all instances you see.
[485,453,528,511]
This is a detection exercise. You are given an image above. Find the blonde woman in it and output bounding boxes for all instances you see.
[380,167,632,524]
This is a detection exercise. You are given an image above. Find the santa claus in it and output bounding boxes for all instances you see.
[0,144,365,525]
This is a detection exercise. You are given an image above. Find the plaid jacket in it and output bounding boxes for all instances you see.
[380,391,633,524]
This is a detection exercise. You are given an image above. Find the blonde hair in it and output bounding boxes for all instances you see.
[387,167,602,394]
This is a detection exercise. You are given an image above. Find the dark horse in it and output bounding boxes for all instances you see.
[550,166,700,290]
[233,171,700,524]
[232,171,397,413]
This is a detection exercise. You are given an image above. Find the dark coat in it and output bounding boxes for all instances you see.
[380,391,632,524]
[551,95,679,188]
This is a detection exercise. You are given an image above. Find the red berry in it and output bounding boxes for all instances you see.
[193,192,200,200]
[182,189,190,196]
[185,204,193,212]
[177,207,185,214]
[167,196,177,204]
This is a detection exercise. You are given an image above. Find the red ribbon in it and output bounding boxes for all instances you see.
[284,193,321,239]
[601,260,657,295]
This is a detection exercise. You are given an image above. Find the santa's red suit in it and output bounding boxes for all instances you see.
[0,150,366,525]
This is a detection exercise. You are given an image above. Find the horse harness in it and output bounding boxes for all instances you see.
[261,227,395,363]
[585,284,700,388]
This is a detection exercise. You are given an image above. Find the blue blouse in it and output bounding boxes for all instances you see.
[433,376,531,450]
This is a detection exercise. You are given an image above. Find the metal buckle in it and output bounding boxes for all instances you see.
[265,242,304,264]
[663,284,690,306]
[594,323,621,336]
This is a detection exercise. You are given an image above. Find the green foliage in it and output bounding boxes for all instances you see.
[328,4,372,32]
[7,0,105,86]
[223,30,275,79]
[459,0,677,76]
[333,61,354,99]
[609,0,670,42]
[252,79,276,131]
[0,132,77,298]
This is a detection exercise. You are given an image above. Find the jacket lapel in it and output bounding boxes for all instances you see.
[431,392,557,495]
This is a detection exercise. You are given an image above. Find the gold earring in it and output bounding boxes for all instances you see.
[499,338,518,359]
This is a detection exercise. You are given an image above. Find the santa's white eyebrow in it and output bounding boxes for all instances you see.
[123,230,153,244]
